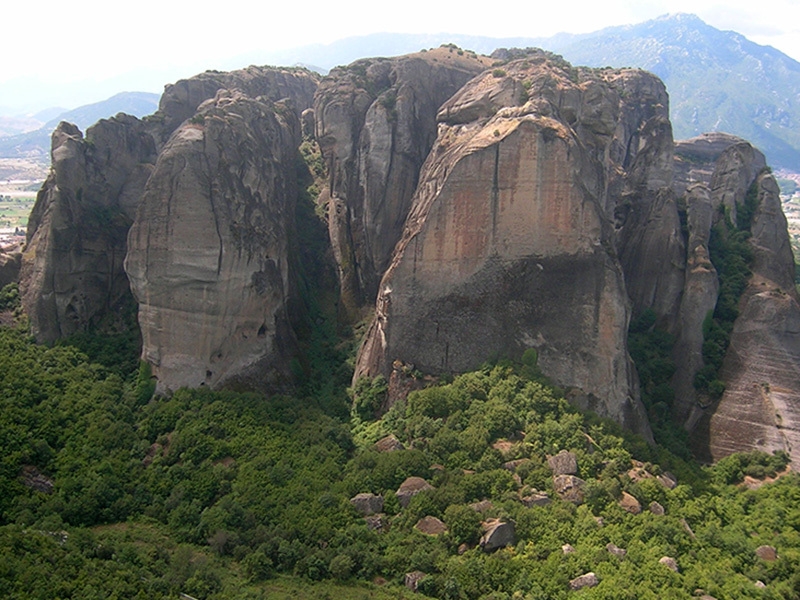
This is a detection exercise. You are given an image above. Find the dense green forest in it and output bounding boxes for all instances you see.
[1,301,799,599]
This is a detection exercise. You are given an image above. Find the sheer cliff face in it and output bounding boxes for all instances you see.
[125,91,301,393]
[156,66,319,143]
[355,56,660,439]
[313,48,491,316]
[697,172,800,463]
[20,116,157,343]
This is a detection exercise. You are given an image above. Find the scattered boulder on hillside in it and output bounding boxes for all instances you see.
[607,543,627,558]
[562,543,576,554]
[553,475,586,504]
[756,545,778,561]
[364,514,388,532]
[521,491,551,508]
[470,500,494,513]
[658,472,678,489]
[350,493,383,515]
[649,501,666,515]
[569,572,599,590]
[659,556,679,572]
[503,458,529,472]
[548,450,578,475]
[373,434,405,452]
[396,476,434,508]
[480,519,516,552]
[619,491,642,514]
[404,571,426,592]
[415,516,447,535]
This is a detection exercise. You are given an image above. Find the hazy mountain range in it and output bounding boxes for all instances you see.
[2,13,799,171]
[0,92,159,160]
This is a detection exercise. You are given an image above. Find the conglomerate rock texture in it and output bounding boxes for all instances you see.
[125,91,301,393]
[20,116,157,343]
[313,48,491,316]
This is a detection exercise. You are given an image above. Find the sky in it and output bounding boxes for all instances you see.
[2,0,800,113]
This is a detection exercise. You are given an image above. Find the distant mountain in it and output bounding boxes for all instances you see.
[250,15,800,170]
[0,92,159,160]
[539,14,800,170]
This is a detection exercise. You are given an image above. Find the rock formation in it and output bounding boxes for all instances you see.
[20,116,157,343]
[354,53,663,439]
[313,47,490,316]
[695,170,800,462]
[156,66,319,144]
[125,90,302,393]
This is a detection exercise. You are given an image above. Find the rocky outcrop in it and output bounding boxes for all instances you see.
[396,476,434,507]
[480,519,516,552]
[125,90,301,393]
[313,48,490,316]
[695,171,800,462]
[355,55,658,439]
[0,247,21,288]
[155,66,319,144]
[20,116,157,343]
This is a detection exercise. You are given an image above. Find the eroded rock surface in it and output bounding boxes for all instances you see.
[355,54,658,438]
[314,48,490,316]
[125,91,301,393]
[695,171,800,462]
[21,117,157,343]
[156,66,319,143]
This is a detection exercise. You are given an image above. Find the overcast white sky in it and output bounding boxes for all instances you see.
[2,0,800,113]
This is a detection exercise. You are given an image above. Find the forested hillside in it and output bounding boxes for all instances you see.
[1,309,798,599]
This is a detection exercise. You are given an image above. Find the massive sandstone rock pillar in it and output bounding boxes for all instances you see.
[20,116,157,343]
[695,172,800,462]
[355,56,655,440]
[125,91,301,393]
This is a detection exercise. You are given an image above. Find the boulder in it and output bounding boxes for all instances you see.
[756,545,778,561]
[156,65,319,143]
[469,500,494,513]
[659,556,679,572]
[404,571,426,592]
[569,572,599,591]
[547,450,578,475]
[396,476,434,508]
[562,543,576,554]
[364,514,388,532]
[350,493,383,515]
[373,434,405,452]
[658,472,678,490]
[521,493,551,508]
[415,516,447,535]
[607,543,627,558]
[649,501,666,515]
[503,459,529,472]
[553,475,586,504]
[480,519,516,552]
[619,491,642,514]
[0,248,21,289]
